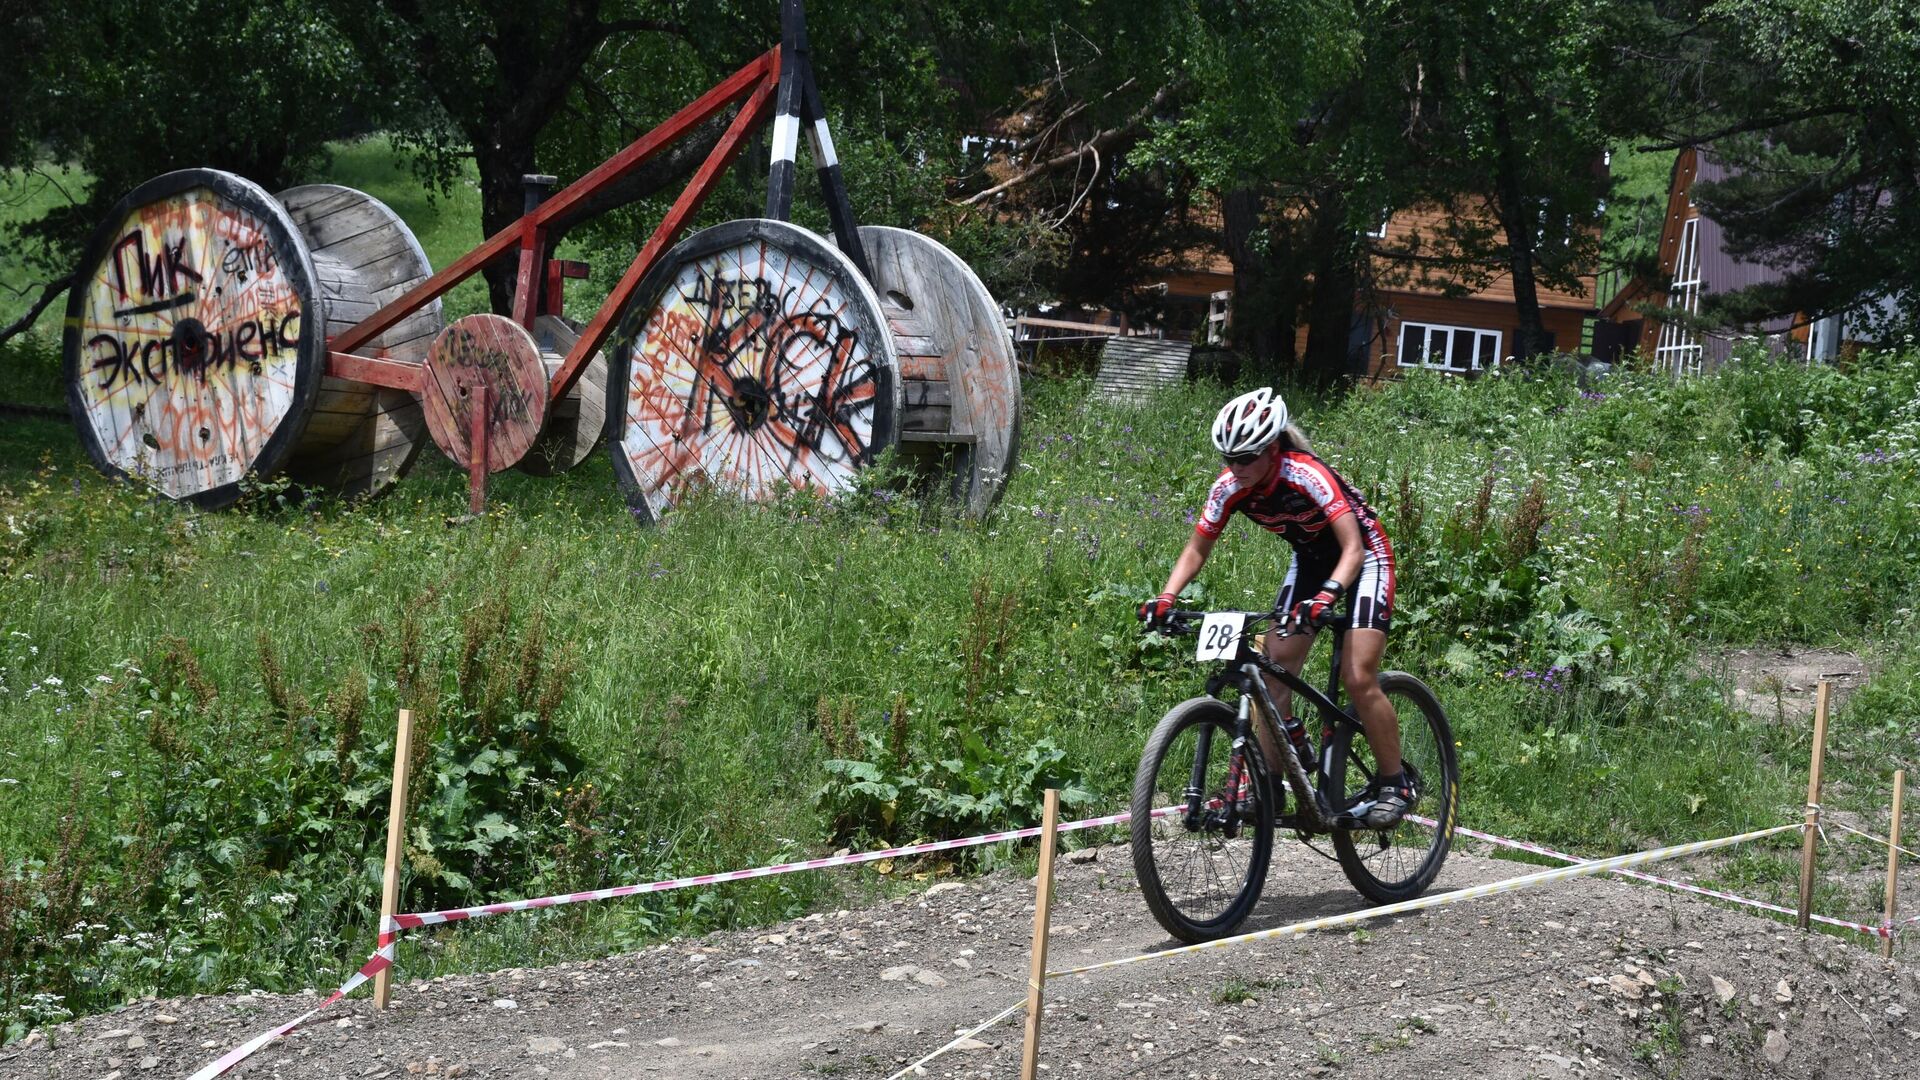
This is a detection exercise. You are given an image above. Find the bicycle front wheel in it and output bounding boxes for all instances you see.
[1129,696,1274,943]
[1328,671,1458,904]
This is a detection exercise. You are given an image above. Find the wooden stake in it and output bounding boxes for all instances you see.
[1885,768,1905,960]
[1020,789,1061,1080]
[1797,681,1832,931]
[374,708,416,1008]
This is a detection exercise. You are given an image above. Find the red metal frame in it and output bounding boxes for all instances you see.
[326,48,780,404]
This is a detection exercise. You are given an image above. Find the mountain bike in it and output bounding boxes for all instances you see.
[1129,608,1458,943]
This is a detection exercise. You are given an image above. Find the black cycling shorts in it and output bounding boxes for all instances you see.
[1274,544,1395,633]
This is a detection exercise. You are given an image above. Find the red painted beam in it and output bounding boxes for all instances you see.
[328,351,425,393]
[330,48,779,357]
[549,71,780,404]
[543,259,591,317]
[511,221,547,327]
[532,48,778,229]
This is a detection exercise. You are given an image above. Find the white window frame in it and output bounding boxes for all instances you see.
[1206,290,1231,345]
[1394,320,1502,373]
[959,134,1016,159]
[1655,215,1704,376]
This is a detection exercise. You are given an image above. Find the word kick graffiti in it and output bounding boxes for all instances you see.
[620,240,881,514]
[72,187,305,499]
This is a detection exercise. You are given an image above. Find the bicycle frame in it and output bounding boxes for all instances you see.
[1204,619,1370,835]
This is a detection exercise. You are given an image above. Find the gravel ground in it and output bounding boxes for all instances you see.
[5,833,1917,1080]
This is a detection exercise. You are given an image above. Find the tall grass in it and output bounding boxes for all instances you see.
[2,349,1918,1038]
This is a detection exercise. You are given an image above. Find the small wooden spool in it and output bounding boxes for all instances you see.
[63,170,441,507]
[856,226,1020,516]
[607,218,900,523]
[278,184,440,498]
[421,314,548,472]
[515,315,609,476]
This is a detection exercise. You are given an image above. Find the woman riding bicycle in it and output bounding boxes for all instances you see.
[1140,387,1412,829]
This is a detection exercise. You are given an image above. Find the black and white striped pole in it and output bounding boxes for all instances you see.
[763,0,808,222]
[801,59,872,280]
[762,0,872,280]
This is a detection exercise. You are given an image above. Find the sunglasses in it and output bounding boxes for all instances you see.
[1221,451,1263,466]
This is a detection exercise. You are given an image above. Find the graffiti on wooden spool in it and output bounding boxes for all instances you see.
[421,314,548,472]
[608,218,900,523]
[63,170,320,508]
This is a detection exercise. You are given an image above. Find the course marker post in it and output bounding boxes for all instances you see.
[1020,789,1061,1080]
[1798,680,1832,931]
[375,708,416,1008]
[1885,768,1905,959]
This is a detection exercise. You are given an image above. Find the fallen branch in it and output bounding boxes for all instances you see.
[0,273,76,345]
[955,82,1177,208]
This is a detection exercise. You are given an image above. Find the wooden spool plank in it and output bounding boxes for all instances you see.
[608,218,901,524]
[902,379,952,407]
[421,314,547,472]
[278,184,438,500]
[897,355,946,381]
[279,187,367,229]
[854,226,1020,517]
[287,397,426,497]
[515,315,609,476]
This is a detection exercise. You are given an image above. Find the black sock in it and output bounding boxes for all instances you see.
[1374,772,1405,789]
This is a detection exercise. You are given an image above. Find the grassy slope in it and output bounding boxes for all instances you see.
[4,356,1920,1032]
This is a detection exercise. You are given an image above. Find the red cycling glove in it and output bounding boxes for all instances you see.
[1287,579,1344,634]
[1139,592,1178,629]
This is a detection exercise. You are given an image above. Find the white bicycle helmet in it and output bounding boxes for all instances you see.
[1211,387,1289,457]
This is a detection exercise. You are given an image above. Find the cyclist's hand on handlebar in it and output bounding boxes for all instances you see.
[1138,592,1177,631]
[1286,587,1338,635]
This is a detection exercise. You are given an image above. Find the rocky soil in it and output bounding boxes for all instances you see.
[5,833,1917,1080]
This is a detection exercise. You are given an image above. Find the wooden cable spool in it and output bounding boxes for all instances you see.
[606,218,1020,523]
[607,218,901,523]
[63,169,323,508]
[277,185,440,498]
[515,315,609,476]
[62,170,439,507]
[420,314,548,471]
[855,226,1020,516]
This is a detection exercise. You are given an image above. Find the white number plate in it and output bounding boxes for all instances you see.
[1195,612,1246,661]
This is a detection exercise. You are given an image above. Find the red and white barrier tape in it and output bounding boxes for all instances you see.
[1416,815,1893,940]
[182,806,1160,1079]
[392,806,1169,930]
[183,941,395,1080]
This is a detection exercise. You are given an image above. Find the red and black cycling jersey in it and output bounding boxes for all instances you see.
[1194,450,1391,562]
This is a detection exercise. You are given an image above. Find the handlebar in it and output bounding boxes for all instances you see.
[1145,606,1352,639]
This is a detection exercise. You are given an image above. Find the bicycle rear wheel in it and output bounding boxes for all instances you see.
[1328,671,1458,904]
[1129,696,1274,943]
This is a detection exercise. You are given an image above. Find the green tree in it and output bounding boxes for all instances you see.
[0,0,372,341]
[1641,0,1920,339]
[1126,0,1364,378]
[1357,0,1614,359]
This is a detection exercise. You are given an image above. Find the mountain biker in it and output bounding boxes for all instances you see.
[1139,387,1412,829]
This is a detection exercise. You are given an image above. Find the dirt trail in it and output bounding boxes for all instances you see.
[5,835,1917,1080]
